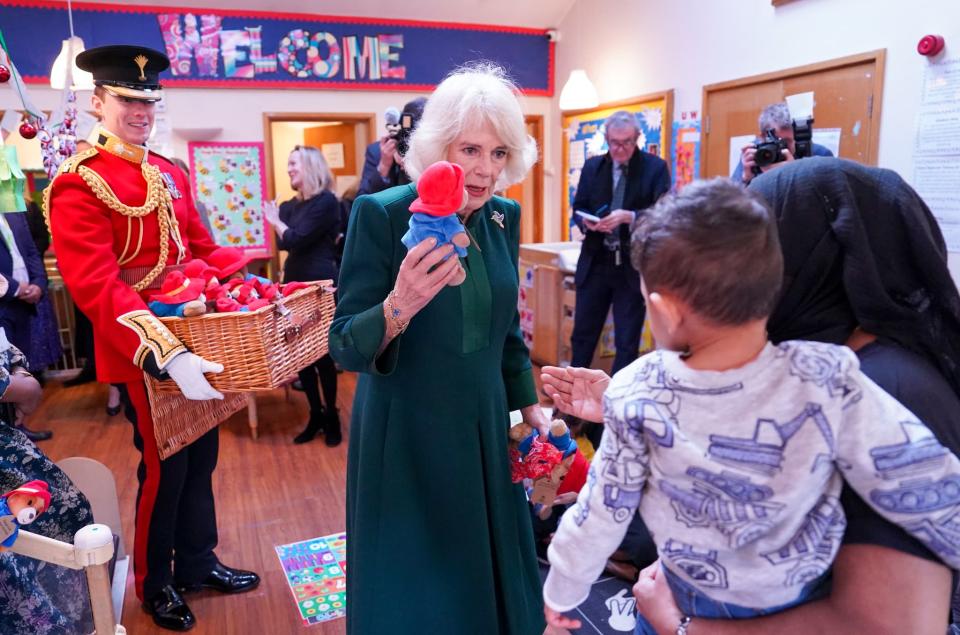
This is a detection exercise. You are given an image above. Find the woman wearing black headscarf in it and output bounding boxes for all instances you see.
[626,158,960,633]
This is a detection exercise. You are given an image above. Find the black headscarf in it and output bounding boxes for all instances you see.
[750,157,960,396]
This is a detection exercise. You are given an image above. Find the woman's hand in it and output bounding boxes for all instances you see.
[633,560,683,635]
[540,366,610,423]
[544,606,582,631]
[390,237,462,320]
[16,284,42,304]
[520,403,550,437]
[263,199,281,226]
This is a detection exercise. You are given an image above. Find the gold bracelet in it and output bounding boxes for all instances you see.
[384,289,409,334]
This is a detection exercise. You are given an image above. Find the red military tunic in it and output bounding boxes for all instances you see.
[45,132,236,382]
[45,130,243,602]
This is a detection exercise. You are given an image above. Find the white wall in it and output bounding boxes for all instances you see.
[553,0,960,269]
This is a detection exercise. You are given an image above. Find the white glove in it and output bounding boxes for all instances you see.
[165,352,224,401]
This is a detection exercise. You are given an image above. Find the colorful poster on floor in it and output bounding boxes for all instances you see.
[187,141,270,258]
[275,532,347,625]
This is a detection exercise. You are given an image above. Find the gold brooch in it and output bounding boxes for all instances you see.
[490,211,505,229]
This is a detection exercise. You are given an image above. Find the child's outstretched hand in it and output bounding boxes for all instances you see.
[544,605,581,631]
[541,366,609,423]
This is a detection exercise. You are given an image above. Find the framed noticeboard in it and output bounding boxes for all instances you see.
[187,141,270,257]
[561,90,673,239]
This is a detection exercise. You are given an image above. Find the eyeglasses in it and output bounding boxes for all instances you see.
[607,138,637,150]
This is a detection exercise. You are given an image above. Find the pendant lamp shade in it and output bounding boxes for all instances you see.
[50,36,95,90]
[559,69,599,111]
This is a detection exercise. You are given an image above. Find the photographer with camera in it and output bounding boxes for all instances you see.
[358,97,427,196]
[732,102,833,185]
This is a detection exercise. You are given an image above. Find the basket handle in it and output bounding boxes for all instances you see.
[278,285,329,344]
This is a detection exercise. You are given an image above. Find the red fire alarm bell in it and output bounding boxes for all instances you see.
[918,34,945,57]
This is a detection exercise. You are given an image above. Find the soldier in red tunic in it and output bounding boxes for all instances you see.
[44,46,259,632]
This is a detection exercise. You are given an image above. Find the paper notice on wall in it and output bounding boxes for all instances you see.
[729,134,755,176]
[812,128,841,157]
[915,107,960,155]
[922,57,960,107]
[321,143,345,169]
[75,110,99,142]
[913,156,960,251]
[149,100,174,158]
[913,57,960,253]
[568,139,586,170]
[785,92,815,121]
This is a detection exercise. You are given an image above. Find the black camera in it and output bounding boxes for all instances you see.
[391,112,416,156]
[791,116,813,160]
[754,129,788,168]
[752,116,814,174]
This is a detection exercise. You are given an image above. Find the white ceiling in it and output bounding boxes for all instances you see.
[67,0,576,30]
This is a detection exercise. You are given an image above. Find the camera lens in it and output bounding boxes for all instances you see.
[755,145,776,167]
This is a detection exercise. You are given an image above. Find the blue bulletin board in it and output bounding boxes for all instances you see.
[561,91,673,239]
[0,2,553,95]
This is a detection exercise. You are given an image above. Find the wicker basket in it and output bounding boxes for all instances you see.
[147,389,248,460]
[148,282,335,394]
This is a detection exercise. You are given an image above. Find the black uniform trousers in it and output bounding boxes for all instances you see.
[570,249,646,375]
[120,382,219,601]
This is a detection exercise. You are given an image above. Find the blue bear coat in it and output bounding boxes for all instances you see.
[400,213,468,258]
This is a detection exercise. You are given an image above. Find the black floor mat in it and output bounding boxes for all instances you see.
[538,559,638,634]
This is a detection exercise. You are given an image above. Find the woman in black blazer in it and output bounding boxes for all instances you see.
[264,145,342,446]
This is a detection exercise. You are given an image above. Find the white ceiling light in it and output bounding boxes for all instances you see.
[50,0,94,90]
[559,69,599,111]
[558,0,598,111]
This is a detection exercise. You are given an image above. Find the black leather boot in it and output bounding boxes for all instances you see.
[293,411,323,445]
[324,408,342,447]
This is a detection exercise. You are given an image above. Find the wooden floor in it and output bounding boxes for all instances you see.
[36,374,357,634]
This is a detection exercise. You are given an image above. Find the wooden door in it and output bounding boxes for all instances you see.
[303,123,358,179]
[504,115,544,243]
[702,50,885,178]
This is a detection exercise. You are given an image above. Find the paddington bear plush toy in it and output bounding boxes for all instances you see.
[0,480,51,550]
[148,270,208,317]
[509,420,590,519]
[402,160,471,263]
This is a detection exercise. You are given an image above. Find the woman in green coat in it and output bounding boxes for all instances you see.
[329,64,550,634]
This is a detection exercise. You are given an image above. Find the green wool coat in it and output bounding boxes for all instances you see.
[329,184,546,635]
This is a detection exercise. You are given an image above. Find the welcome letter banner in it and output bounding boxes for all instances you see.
[1,2,553,94]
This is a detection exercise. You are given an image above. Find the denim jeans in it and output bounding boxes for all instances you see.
[635,566,830,634]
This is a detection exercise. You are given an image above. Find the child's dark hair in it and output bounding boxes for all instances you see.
[631,178,783,325]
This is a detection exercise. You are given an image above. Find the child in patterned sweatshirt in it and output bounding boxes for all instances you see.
[542,178,960,633]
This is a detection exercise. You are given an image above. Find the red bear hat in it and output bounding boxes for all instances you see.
[206,249,252,279]
[410,161,465,217]
[183,259,220,282]
[149,270,206,305]
[5,480,51,512]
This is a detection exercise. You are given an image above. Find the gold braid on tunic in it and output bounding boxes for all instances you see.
[43,150,186,292]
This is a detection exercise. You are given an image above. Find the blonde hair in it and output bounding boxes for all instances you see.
[292,145,334,199]
[404,63,537,190]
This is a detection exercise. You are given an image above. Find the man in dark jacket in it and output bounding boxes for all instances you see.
[570,110,670,374]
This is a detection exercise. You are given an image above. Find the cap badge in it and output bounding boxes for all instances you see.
[134,54,148,81]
